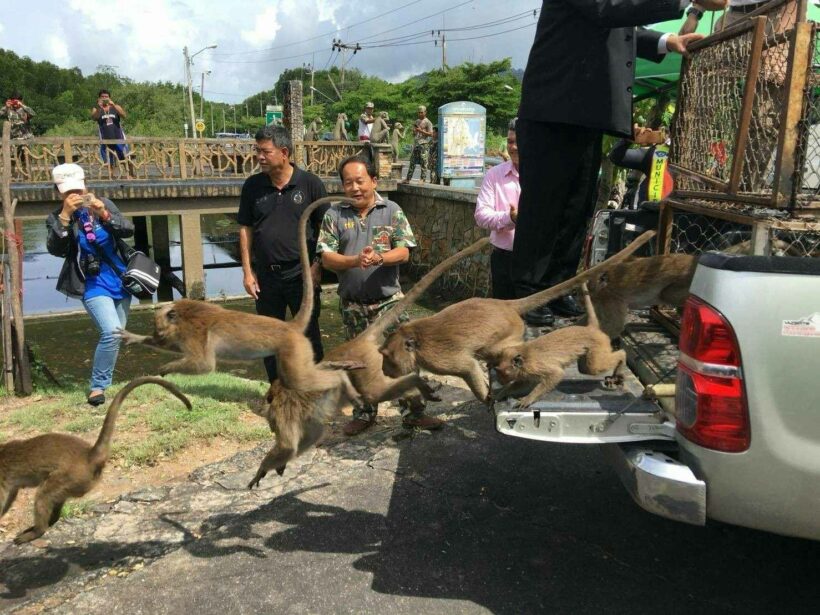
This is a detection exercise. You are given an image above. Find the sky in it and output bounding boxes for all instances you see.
[0,0,541,103]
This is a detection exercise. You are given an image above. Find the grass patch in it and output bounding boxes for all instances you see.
[0,372,272,466]
[5,405,58,432]
[60,500,95,519]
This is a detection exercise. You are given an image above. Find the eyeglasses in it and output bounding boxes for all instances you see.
[253,146,280,157]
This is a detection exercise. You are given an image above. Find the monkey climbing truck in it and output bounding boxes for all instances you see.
[494,251,820,541]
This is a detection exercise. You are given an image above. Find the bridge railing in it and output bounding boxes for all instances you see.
[0,136,394,184]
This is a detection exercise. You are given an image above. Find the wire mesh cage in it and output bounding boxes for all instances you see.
[669,211,753,255]
[670,0,812,208]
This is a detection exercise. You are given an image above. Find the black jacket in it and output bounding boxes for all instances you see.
[518,0,684,137]
[45,198,134,299]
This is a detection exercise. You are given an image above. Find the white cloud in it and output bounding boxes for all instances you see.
[0,0,536,102]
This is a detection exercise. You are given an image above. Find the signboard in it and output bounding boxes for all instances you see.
[266,104,283,125]
[438,101,486,186]
[195,119,206,134]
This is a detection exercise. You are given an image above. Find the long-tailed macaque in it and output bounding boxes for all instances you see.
[117,197,363,401]
[248,237,492,487]
[378,231,656,404]
[585,253,697,338]
[494,283,626,408]
[0,377,190,544]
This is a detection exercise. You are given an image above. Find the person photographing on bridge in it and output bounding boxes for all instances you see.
[46,163,135,406]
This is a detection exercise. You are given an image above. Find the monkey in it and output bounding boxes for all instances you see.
[390,122,405,162]
[333,113,349,141]
[247,237,493,487]
[0,376,190,544]
[116,197,364,402]
[493,283,627,408]
[583,253,697,339]
[370,112,391,144]
[378,230,657,405]
[305,117,324,141]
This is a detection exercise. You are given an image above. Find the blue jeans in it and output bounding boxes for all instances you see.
[82,295,131,391]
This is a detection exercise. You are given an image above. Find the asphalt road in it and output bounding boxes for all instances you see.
[1,377,818,614]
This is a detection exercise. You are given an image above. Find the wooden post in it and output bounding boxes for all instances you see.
[1,122,32,394]
[179,213,205,300]
[728,16,767,194]
[178,140,188,179]
[2,264,13,390]
[150,215,174,301]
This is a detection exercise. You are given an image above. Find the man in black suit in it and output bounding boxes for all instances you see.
[512,0,727,326]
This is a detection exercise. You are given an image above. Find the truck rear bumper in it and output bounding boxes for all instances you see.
[602,444,706,526]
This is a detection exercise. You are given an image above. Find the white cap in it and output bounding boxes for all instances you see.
[52,163,86,193]
[364,101,374,108]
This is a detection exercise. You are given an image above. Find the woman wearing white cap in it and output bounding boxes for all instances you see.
[46,163,135,406]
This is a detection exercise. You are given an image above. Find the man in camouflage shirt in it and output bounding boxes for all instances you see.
[403,105,434,183]
[0,91,36,140]
[318,153,444,436]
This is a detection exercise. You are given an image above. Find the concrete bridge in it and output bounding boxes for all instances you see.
[5,136,399,299]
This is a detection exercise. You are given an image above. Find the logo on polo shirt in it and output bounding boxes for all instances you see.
[293,190,304,205]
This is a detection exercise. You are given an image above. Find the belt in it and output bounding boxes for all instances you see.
[729,2,767,13]
[341,292,400,308]
[268,260,300,272]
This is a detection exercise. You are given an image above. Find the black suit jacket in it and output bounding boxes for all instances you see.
[518,0,684,137]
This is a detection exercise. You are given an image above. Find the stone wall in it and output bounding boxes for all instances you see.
[390,183,490,298]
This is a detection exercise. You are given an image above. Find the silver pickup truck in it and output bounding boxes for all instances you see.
[494,252,820,541]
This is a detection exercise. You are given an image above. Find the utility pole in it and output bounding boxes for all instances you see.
[232,105,237,133]
[331,39,361,86]
[433,30,447,69]
[199,70,211,131]
[303,61,315,105]
[183,46,196,139]
[222,108,226,133]
[183,44,216,139]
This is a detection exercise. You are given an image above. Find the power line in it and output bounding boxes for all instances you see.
[358,8,539,47]
[356,0,475,43]
[211,0,425,57]
[362,21,537,49]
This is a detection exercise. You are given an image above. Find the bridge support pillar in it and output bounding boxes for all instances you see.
[179,213,205,300]
[150,215,174,302]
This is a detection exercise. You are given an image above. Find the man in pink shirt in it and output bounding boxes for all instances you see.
[475,118,519,300]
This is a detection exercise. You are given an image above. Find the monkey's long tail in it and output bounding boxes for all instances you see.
[294,195,357,334]
[89,376,192,467]
[579,283,600,329]
[364,236,492,341]
[507,230,656,315]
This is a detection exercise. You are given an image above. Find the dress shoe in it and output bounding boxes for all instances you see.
[524,304,555,327]
[343,416,376,436]
[549,294,585,318]
[402,414,444,431]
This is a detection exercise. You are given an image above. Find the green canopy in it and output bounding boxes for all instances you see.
[634,7,820,100]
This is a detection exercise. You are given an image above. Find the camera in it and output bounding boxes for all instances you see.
[74,201,96,243]
[82,254,101,277]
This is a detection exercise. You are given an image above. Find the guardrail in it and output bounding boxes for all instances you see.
[0,136,393,184]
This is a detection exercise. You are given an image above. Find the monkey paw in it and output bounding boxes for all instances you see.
[114,328,144,345]
[247,470,268,490]
[13,527,42,545]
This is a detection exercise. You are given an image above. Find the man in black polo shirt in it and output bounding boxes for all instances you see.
[238,125,329,382]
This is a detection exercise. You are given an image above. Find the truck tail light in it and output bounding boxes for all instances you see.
[676,296,750,453]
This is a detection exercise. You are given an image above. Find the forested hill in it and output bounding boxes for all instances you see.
[0,48,522,139]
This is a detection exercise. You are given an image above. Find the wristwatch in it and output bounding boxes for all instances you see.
[686,4,704,20]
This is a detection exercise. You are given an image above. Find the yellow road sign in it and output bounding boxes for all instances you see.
[195,119,206,133]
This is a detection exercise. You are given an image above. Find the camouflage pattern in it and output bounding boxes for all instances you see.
[339,292,423,421]
[428,139,439,184]
[316,199,417,256]
[0,103,35,139]
[405,144,430,182]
